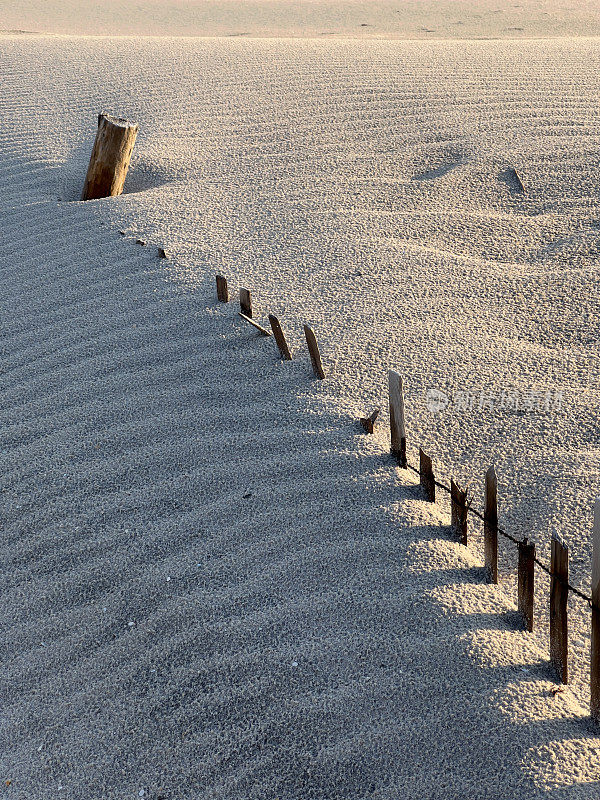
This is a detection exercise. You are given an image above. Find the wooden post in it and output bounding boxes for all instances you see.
[268,315,292,360]
[216,275,229,302]
[517,538,535,632]
[591,498,600,720]
[388,370,407,468]
[484,466,498,584]
[419,449,435,503]
[303,325,325,379]
[240,288,253,318]
[81,113,138,201]
[550,535,569,684]
[450,479,467,545]
[360,409,379,434]
[238,313,271,336]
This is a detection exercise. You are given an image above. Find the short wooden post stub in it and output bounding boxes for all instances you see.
[238,313,272,336]
[484,466,498,584]
[268,315,292,360]
[419,449,435,503]
[518,538,535,632]
[388,370,407,468]
[550,535,569,684]
[240,288,253,318]
[216,275,229,303]
[81,113,138,201]
[360,408,380,434]
[304,325,325,379]
[591,498,600,721]
[157,247,168,259]
[450,479,468,545]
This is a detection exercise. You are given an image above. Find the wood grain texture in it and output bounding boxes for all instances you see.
[216,275,229,303]
[303,324,325,379]
[484,466,498,584]
[518,538,535,633]
[240,288,252,318]
[388,370,406,468]
[419,448,435,503]
[81,113,138,200]
[450,479,467,545]
[550,535,569,684]
[268,314,292,360]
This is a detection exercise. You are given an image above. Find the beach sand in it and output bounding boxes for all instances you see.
[1,17,600,800]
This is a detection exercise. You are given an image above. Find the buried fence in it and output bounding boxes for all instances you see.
[214,273,600,720]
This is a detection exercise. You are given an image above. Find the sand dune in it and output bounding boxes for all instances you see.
[1,32,600,798]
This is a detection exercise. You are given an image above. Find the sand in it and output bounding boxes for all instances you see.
[1,23,600,800]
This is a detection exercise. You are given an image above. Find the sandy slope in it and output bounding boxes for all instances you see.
[1,0,600,39]
[1,34,600,798]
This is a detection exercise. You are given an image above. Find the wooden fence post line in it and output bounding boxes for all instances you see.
[550,535,569,684]
[388,370,407,468]
[216,275,229,302]
[450,479,467,545]
[303,325,325,379]
[517,538,535,632]
[238,313,272,336]
[591,498,600,720]
[268,315,292,360]
[81,113,138,200]
[240,288,253,318]
[484,466,498,584]
[419,449,435,503]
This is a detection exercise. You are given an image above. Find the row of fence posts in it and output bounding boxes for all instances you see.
[216,275,600,721]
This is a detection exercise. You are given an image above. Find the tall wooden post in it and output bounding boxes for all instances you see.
[419,449,435,503]
[591,498,600,720]
[388,370,406,468]
[484,466,498,584]
[517,538,535,632]
[450,480,468,545]
[268,315,292,360]
[550,535,569,684]
[303,325,325,379]
[81,113,138,200]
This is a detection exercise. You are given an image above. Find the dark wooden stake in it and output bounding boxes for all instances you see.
[591,498,600,721]
[240,288,253,318]
[238,313,271,336]
[360,408,380,434]
[303,325,325,379]
[216,275,229,303]
[81,113,138,201]
[419,449,435,503]
[268,314,292,360]
[518,538,535,632]
[550,535,569,684]
[484,466,498,584]
[450,479,468,546]
[388,370,407,468]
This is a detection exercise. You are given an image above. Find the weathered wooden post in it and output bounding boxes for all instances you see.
[360,409,380,434]
[238,313,271,336]
[550,535,569,684]
[591,498,600,721]
[216,275,229,302]
[303,325,325,379]
[388,370,406,468]
[268,315,292,360]
[81,113,138,200]
[240,288,253,318]
[484,466,498,584]
[517,538,535,632]
[419,449,435,503]
[450,479,467,545]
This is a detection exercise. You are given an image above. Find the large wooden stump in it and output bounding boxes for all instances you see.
[81,113,138,200]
